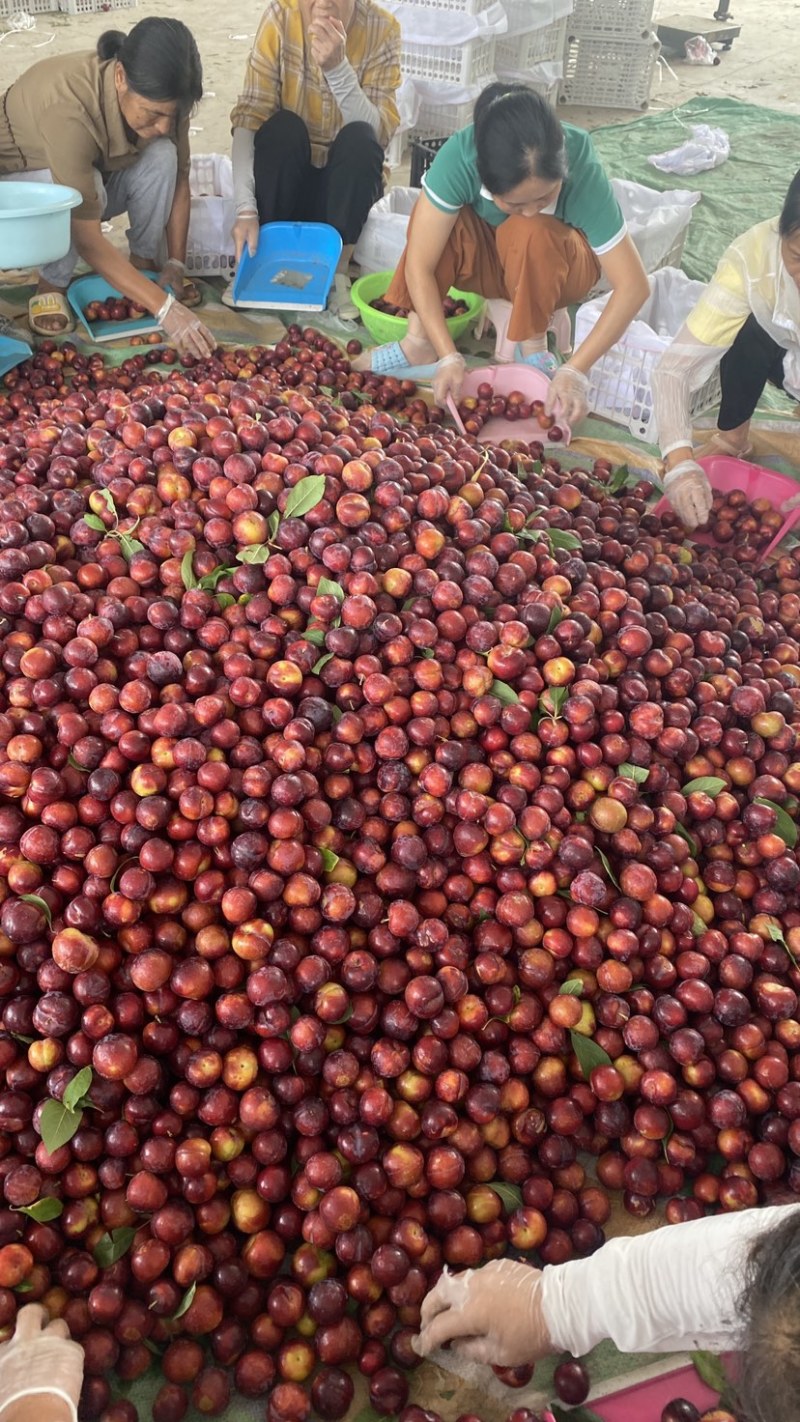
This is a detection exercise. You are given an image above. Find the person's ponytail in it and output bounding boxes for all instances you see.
[96,29,126,61]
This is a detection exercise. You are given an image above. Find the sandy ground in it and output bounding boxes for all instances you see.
[0,0,797,175]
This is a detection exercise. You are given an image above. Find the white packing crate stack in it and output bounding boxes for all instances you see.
[385,0,506,140]
[558,0,661,110]
[494,0,572,101]
[185,155,236,279]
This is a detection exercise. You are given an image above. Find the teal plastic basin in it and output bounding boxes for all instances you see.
[0,182,82,269]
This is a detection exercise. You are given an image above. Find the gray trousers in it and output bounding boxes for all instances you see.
[40,137,178,287]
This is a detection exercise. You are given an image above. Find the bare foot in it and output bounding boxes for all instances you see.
[31,283,71,334]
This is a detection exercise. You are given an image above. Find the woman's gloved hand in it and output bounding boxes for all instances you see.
[544,364,590,426]
[432,352,466,406]
[663,459,713,528]
[413,1259,552,1366]
[158,294,216,362]
[0,1304,84,1421]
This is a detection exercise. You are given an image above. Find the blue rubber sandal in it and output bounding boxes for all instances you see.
[366,340,440,382]
[513,346,560,376]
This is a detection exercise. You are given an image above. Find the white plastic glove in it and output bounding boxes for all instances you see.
[0,1304,84,1421]
[158,258,186,294]
[432,352,466,406]
[782,488,800,513]
[158,294,216,361]
[663,459,713,529]
[544,365,590,425]
[413,1260,551,1366]
[233,212,260,264]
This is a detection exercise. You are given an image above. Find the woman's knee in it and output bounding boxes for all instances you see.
[254,110,310,154]
[330,121,384,167]
[136,137,178,181]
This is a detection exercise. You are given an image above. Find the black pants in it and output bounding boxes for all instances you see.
[252,111,384,246]
[718,312,793,429]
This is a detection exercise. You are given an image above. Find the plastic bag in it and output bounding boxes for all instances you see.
[354,187,420,275]
[684,34,719,64]
[588,179,700,296]
[648,124,730,175]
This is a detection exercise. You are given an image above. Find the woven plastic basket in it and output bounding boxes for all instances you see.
[0,0,58,13]
[400,32,496,85]
[495,15,567,72]
[559,31,660,109]
[59,0,137,12]
[569,0,653,38]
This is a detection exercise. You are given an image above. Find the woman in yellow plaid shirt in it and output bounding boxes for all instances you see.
[230,0,400,317]
[653,167,800,529]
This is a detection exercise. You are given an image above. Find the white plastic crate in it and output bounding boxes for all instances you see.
[392,0,495,14]
[495,15,567,72]
[413,87,494,137]
[401,32,496,84]
[501,0,572,34]
[576,268,720,443]
[59,0,137,11]
[569,0,654,38]
[0,0,58,12]
[185,154,236,278]
[559,31,660,109]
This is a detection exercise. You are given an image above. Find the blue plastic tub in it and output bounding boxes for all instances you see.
[0,333,32,380]
[69,273,164,344]
[0,182,81,268]
[232,222,342,311]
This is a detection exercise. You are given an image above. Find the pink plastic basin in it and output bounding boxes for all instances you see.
[653,454,800,562]
[457,363,572,448]
[590,1359,722,1422]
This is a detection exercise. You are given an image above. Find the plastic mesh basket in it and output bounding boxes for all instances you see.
[185,154,236,278]
[495,15,567,71]
[559,32,660,109]
[413,88,492,138]
[59,0,137,11]
[0,0,59,12]
[400,33,496,84]
[569,0,654,37]
[585,334,720,444]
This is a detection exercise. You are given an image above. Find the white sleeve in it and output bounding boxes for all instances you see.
[323,59,381,136]
[232,126,258,216]
[651,320,728,458]
[539,1205,800,1357]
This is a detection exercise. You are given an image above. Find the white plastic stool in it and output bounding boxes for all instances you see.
[478,298,573,362]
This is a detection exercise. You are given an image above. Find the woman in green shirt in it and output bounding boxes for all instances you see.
[357,83,650,423]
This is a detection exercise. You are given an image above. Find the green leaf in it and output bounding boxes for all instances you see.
[549,528,582,551]
[488,1180,523,1212]
[63,1066,93,1113]
[570,1031,612,1076]
[540,686,567,719]
[118,534,144,562]
[283,474,326,520]
[691,1351,730,1399]
[618,763,648,784]
[559,979,584,996]
[692,912,707,937]
[236,544,270,565]
[216,593,235,609]
[169,1282,197,1322]
[39,1099,81,1154]
[767,921,799,968]
[97,488,117,516]
[320,848,340,872]
[14,1281,34,1294]
[267,510,281,541]
[317,577,345,601]
[549,1405,605,1422]
[331,707,343,723]
[547,604,565,634]
[94,1226,137,1268]
[199,564,234,591]
[180,550,198,590]
[83,514,106,532]
[682,776,726,796]
[67,754,88,772]
[14,1197,63,1223]
[595,847,619,890]
[490,679,520,706]
[313,653,334,675]
[19,893,52,927]
[755,797,798,849]
[674,823,699,856]
[608,463,633,494]
[110,856,136,893]
[421,647,434,658]
[304,628,325,646]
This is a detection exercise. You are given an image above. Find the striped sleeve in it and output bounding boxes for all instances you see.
[230,0,283,133]
[360,9,401,147]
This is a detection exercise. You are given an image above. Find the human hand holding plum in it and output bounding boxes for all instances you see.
[413,1259,552,1366]
[663,458,713,529]
[432,352,466,406]
[544,364,589,426]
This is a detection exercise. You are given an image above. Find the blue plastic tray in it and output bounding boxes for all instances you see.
[232,222,342,311]
[0,332,32,380]
[68,273,165,344]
